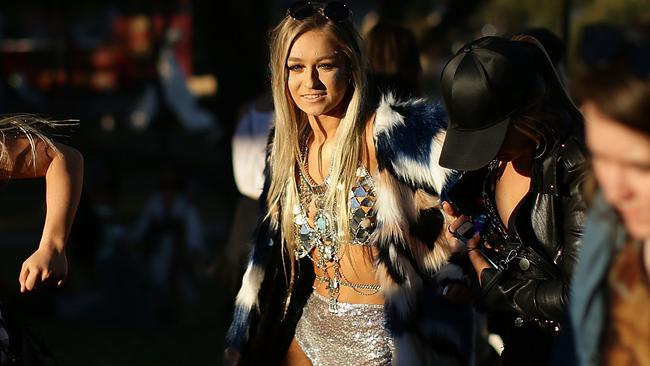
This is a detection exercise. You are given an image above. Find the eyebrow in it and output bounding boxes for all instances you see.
[287,54,338,63]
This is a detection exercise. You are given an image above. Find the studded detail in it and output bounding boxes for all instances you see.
[514,317,524,327]
[518,258,530,271]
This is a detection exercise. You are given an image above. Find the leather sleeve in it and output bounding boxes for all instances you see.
[481,142,587,321]
[481,271,568,321]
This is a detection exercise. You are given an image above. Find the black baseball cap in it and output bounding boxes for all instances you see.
[439,36,546,171]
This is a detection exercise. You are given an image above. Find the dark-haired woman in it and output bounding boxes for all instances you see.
[439,35,588,365]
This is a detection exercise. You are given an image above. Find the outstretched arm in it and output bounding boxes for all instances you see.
[1,136,84,292]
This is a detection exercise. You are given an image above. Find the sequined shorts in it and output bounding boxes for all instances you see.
[294,292,394,365]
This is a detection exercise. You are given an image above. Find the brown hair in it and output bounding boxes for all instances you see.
[509,35,583,151]
[572,22,650,203]
[365,21,422,99]
[573,23,650,135]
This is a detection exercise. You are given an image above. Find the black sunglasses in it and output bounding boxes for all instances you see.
[579,24,650,79]
[287,1,351,22]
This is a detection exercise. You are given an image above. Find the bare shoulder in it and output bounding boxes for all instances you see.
[0,136,82,179]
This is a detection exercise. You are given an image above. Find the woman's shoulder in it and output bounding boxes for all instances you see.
[372,93,447,138]
[370,93,453,195]
[372,93,448,161]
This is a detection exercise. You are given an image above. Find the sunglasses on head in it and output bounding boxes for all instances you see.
[287,1,351,22]
[579,24,650,80]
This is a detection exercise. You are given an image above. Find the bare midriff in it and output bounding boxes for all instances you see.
[310,244,384,305]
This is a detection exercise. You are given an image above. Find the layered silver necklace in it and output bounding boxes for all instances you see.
[294,135,380,313]
[296,138,342,313]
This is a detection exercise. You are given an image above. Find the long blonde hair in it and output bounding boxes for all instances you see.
[267,13,369,268]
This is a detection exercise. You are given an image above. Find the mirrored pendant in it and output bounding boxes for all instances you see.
[324,245,334,261]
[315,213,329,234]
[293,204,303,215]
[294,214,307,225]
[328,297,338,313]
[299,224,311,235]
[326,277,339,290]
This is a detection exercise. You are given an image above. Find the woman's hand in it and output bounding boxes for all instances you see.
[19,243,68,292]
[442,201,495,285]
[441,201,471,253]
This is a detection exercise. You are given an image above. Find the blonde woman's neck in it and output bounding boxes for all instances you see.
[308,114,341,144]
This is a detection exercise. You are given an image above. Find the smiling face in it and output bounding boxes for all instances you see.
[286,30,350,118]
[584,102,650,239]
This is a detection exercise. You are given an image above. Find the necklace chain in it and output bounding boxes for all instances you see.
[296,133,380,312]
[300,136,334,190]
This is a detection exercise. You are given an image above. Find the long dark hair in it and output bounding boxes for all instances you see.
[511,35,583,151]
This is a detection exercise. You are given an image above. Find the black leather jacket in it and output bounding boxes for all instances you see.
[482,132,587,324]
[451,127,587,327]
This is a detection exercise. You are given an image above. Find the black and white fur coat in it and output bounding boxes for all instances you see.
[225,95,474,366]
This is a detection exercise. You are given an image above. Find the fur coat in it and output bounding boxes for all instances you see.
[225,95,474,366]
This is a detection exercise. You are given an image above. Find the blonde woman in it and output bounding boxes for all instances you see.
[225,2,472,365]
[0,115,83,363]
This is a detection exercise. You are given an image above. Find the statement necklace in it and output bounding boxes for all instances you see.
[296,138,342,312]
[294,138,380,313]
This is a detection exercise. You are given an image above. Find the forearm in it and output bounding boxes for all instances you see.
[469,249,492,285]
[39,143,83,252]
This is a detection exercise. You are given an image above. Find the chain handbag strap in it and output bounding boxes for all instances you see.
[480,160,532,271]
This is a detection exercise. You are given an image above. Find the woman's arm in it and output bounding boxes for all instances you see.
[480,165,587,321]
[2,136,84,292]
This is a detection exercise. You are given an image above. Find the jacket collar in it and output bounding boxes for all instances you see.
[531,124,584,196]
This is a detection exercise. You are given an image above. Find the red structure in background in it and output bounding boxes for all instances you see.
[113,10,193,77]
[0,5,193,93]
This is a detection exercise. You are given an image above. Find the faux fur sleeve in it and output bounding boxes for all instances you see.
[373,94,454,196]
[224,128,278,356]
